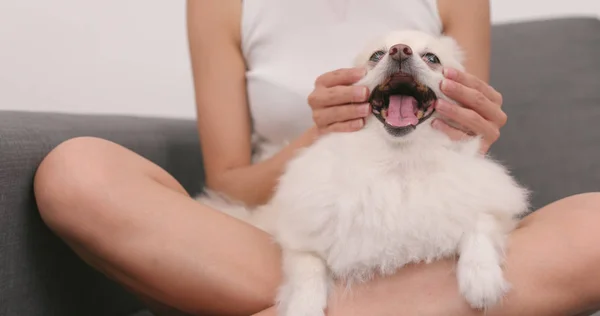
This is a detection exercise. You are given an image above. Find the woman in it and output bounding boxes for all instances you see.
[33,0,600,315]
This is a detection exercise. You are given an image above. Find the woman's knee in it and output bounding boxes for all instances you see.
[34,136,130,238]
[545,193,600,299]
[569,193,600,257]
[553,192,600,233]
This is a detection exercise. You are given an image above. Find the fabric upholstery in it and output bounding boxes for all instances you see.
[489,17,600,209]
[0,111,204,316]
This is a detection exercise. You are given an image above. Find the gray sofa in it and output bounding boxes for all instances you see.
[1,17,599,316]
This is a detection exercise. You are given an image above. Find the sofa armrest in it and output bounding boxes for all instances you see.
[0,110,204,316]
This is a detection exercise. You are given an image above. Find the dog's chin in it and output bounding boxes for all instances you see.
[370,115,435,144]
[368,71,437,139]
[383,122,416,137]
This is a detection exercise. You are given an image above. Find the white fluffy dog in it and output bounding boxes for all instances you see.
[197,29,530,316]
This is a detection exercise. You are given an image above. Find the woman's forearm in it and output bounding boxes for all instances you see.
[210,126,320,207]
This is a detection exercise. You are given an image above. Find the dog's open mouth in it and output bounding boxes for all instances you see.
[369,72,437,136]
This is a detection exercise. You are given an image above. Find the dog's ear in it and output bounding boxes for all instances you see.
[438,35,466,70]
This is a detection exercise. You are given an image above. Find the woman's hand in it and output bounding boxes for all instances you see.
[307,67,372,135]
[432,67,507,154]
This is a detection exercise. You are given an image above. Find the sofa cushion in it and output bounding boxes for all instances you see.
[489,17,600,210]
[0,111,204,316]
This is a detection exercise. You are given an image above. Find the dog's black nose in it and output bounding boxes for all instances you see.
[389,44,413,62]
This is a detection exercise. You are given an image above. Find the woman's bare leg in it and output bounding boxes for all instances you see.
[253,193,600,316]
[34,137,282,316]
[35,137,600,316]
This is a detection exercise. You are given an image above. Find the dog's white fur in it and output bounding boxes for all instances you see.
[197,30,529,316]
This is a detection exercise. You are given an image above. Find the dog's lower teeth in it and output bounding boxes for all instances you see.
[416,83,428,94]
[382,109,388,119]
[416,110,424,119]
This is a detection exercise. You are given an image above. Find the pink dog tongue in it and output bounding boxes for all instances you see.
[386,95,418,127]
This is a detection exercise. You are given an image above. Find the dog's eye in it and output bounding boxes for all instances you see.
[369,50,386,63]
[422,53,441,64]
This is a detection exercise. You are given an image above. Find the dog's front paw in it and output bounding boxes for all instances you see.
[276,283,327,316]
[457,261,509,310]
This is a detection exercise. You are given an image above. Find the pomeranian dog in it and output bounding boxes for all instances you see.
[197,29,530,316]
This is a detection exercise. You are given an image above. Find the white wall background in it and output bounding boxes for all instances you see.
[1,0,599,119]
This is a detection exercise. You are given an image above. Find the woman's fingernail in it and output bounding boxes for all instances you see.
[358,103,370,116]
[443,68,457,79]
[436,100,450,112]
[352,119,364,129]
[432,119,443,129]
[354,87,368,101]
[441,79,455,92]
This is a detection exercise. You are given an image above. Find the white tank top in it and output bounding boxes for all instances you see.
[241,0,443,145]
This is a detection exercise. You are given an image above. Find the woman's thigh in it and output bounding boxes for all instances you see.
[34,136,282,315]
[504,192,600,314]
[33,137,600,315]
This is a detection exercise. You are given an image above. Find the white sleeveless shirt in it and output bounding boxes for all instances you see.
[241,0,443,145]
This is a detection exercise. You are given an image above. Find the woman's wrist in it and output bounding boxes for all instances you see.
[268,125,320,170]
[303,124,321,145]
[212,125,322,207]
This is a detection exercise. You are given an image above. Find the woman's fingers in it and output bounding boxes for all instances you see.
[440,79,507,128]
[308,67,370,135]
[443,67,503,106]
[435,99,500,144]
[431,118,493,154]
[312,103,371,128]
[434,68,507,154]
[314,67,367,88]
[431,119,469,141]
[326,119,365,134]
[308,85,370,110]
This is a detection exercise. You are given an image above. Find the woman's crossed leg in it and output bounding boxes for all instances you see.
[34,137,600,316]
